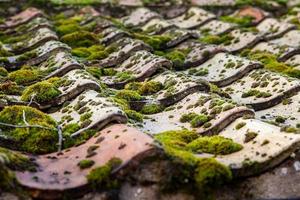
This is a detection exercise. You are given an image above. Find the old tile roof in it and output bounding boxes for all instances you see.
[1,1,300,199]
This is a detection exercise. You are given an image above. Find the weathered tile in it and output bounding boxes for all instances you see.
[223,69,300,110]
[39,51,83,79]
[209,118,300,177]
[198,20,235,36]
[141,92,253,135]
[88,38,152,67]
[185,52,262,86]
[2,27,58,54]
[148,71,210,106]
[256,18,295,40]
[168,7,216,29]
[50,90,127,137]
[221,29,262,53]
[270,30,300,47]
[122,8,160,27]
[16,124,155,199]
[0,7,44,29]
[252,42,300,61]
[256,92,300,129]
[102,51,172,88]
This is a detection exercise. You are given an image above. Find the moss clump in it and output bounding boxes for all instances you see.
[180,113,210,128]
[245,51,300,79]
[125,109,143,122]
[180,113,199,123]
[190,114,209,128]
[62,123,81,135]
[78,159,95,169]
[134,33,172,50]
[186,136,243,155]
[220,15,254,27]
[115,90,142,101]
[125,81,163,95]
[155,130,232,190]
[8,69,39,85]
[194,158,232,189]
[0,67,8,76]
[72,45,117,61]
[86,67,117,79]
[244,131,258,143]
[0,106,58,154]
[61,31,99,48]
[241,89,272,98]
[200,34,234,45]
[87,157,122,189]
[161,50,186,69]
[235,122,246,130]
[56,23,81,36]
[21,80,61,103]
[140,104,164,114]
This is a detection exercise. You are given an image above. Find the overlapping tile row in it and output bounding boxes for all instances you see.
[1,3,300,199]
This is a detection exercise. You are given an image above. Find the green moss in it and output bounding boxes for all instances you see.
[164,50,186,69]
[8,69,39,85]
[188,68,209,76]
[134,33,172,50]
[154,130,232,190]
[194,158,232,189]
[0,66,8,76]
[180,113,199,123]
[56,23,81,36]
[275,116,286,123]
[125,109,143,122]
[125,81,163,95]
[190,114,210,128]
[245,51,300,78]
[186,136,243,155]
[140,104,164,114]
[62,123,81,135]
[86,67,117,79]
[61,31,99,48]
[113,71,135,83]
[21,80,61,103]
[235,122,246,130]
[0,106,58,154]
[80,112,92,122]
[220,15,254,27]
[200,34,234,45]
[242,89,272,98]
[78,159,95,169]
[115,90,142,101]
[236,0,288,8]
[87,157,122,189]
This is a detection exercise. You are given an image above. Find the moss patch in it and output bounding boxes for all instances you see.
[186,136,243,155]
[21,79,61,103]
[140,104,164,114]
[134,33,172,50]
[8,68,39,85]
[87,157,122,189]
[125,81,163,95]
[61,31,100,48]
[200,33,234,45]
[115,90,142,101]
[154,130,232,191]
[244,51,300,79]
[0,106,58,154]
[78,159,95,169]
